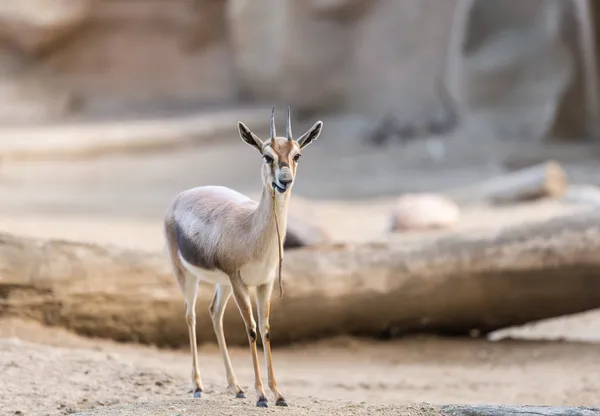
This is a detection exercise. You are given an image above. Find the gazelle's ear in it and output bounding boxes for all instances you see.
[296,121,323,149]
[238,121,264,153]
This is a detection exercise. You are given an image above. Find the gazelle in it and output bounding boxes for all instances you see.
[163,107,323,408]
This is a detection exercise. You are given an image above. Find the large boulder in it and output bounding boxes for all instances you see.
[227,0,356,112]
[460,0,592,141]
[389,193,460,232]
[0,1,92,122]
[0,0,238,123]
[227,0,455,121]
[0,0,91,53]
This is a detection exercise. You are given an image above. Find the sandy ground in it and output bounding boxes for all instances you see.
[4,317,600,416]
[4,122,600,415]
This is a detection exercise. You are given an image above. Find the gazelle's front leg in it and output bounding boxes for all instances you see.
[256,280,287,406]
[230,272,268,407]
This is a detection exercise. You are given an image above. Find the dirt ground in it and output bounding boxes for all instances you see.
[4,119,600,415]
[4,317,600,416]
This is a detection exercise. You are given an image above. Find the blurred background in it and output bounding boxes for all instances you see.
[1,0,600,227]
[4,1,600,415]
[1,0,600,243]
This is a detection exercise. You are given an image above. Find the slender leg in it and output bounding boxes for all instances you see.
[256,280,287,406]
[209,284,245,398]
[183,274,203,397]
[230,272,268,407]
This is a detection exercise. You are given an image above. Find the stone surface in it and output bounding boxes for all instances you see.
[0,0,92,53]
[561,184,600,206]
[0,0,92,122]
[390,193,460,232]
[227,0,598,142]
[0,0,237,123]
[440,404,600,416]
[348,0,455,120]
[284,215,331,249]
[226,0,287,101]
[228,0,454,120]
[0,0,597,143]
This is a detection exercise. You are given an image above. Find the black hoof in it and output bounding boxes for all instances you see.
[256,397,268,408]
[236,391,246,399]
[193,388,202,398]
[276,398,288,407]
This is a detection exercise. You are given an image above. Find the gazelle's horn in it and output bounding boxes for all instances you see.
[270,107,276,140]
[286,106,292,141]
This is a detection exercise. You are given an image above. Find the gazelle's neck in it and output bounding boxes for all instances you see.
[251,185,291,245]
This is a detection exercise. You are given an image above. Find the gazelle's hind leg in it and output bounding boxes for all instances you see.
[164,218,203,397]
[182,274,204,397]
[209,284,245,398]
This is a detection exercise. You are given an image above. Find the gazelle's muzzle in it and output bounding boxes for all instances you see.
[273,167,293,193]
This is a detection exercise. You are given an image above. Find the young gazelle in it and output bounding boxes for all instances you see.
[163,107,323,408]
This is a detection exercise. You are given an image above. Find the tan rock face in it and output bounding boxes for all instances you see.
[0,0,238,123]
[228,0,455,119]
[0,1,92,53]
[0,1,92,122]
[0,0,596,143]
[226,0,287,101]
[348,0,456,119]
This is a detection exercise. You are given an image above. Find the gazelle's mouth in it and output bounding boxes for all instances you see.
[272,182,288,193]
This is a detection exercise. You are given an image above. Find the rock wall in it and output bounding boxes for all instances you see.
[229,0,455,124]
[0,0,598,141]
[461,0,597,140]
[0,0,238,122]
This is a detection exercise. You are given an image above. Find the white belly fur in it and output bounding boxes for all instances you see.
[179,252,276,287]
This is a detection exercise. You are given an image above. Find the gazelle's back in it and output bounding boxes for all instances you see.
[164,185,265,286]
[172,185,256,212]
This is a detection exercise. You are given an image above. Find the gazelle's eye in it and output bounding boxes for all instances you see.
[263,155,274,164]
[293,153,301,162]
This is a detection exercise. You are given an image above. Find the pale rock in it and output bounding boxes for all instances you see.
[390,193,460,232]
[285,215,331,249]
[0,0,92,53]
[0,0,237,122]
[561,184,600,206]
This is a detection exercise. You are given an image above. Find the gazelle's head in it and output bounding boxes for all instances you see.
[238,107,323,194]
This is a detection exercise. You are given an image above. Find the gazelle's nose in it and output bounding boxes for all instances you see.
[278,166,293,186]
[279,177,292,187]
